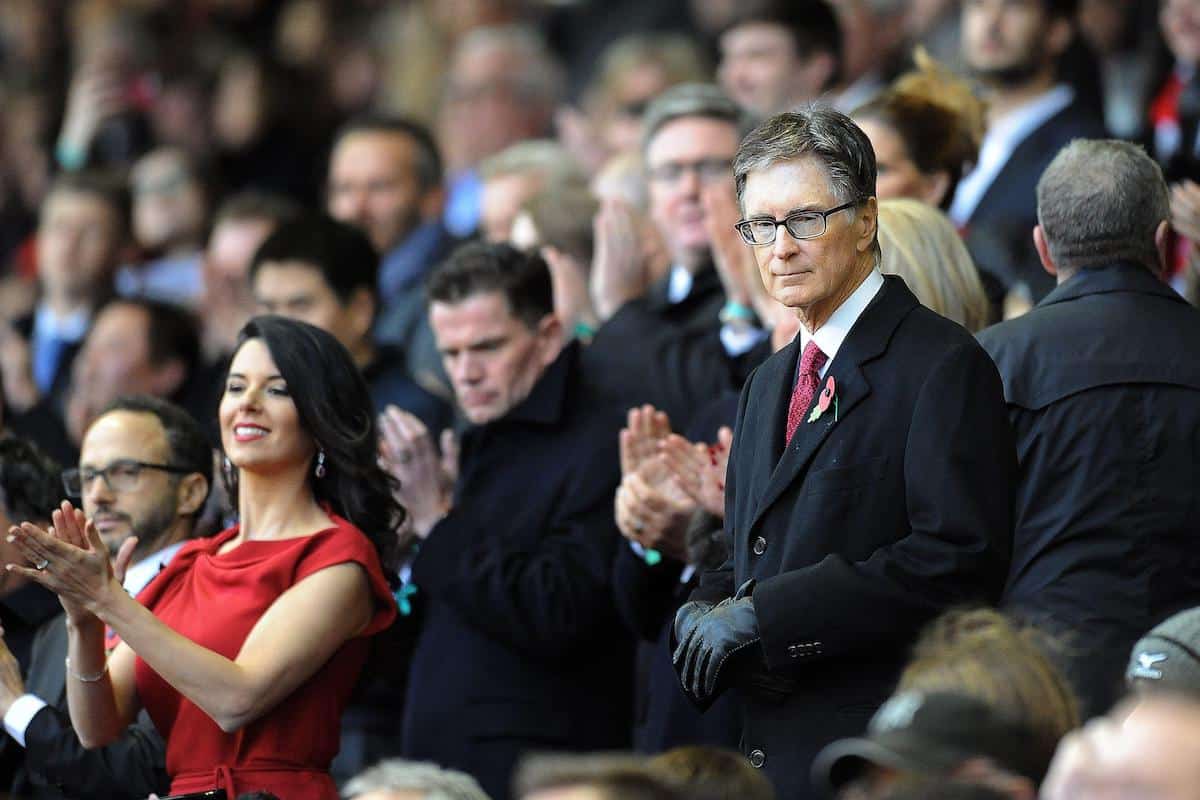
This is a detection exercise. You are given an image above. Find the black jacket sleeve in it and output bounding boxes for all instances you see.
[22,705,168,800]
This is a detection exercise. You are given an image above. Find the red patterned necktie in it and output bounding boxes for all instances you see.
[786,341,827,445]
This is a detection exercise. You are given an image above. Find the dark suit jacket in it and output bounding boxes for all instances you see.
[588,264,741,427]
[400,342,633,800]
[977,262,1200,717]
[7,614,168,800]
[963,97,1107,301]
[693,276,1016,798]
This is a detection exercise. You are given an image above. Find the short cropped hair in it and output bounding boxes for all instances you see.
[211,190,302,231]
[98,297,202,388]
[0,436,61,524]
[332,115,444,192]
[249,213,380,304]
[478,139,585,186]
[342,759,489,800]
[1036,139,1169,274]
[427,241,554,330]
[641,83,744,152]
[97,395,213,513]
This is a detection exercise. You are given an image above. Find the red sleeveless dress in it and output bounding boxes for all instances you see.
[134,514,397,799]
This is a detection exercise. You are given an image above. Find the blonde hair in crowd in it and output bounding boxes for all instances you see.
[898,608,1080,760]
[878,198,991,332]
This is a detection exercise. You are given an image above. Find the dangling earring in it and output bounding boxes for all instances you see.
[315,450,327,478]
[222,455,233,481]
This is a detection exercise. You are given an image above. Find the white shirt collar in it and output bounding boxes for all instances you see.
[949,84,1075,225]
[798,268,884,375]
[667,264,694,305]
[123,540,187,597]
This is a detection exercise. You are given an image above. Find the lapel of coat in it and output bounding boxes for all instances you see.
[748,277,918,532]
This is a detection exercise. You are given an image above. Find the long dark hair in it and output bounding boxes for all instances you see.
[225,315,404,574]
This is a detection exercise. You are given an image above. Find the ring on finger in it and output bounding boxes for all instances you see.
[33,557,48,571]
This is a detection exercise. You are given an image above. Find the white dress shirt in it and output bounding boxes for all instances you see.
[798,268,885,377]
[949,84,1075,226]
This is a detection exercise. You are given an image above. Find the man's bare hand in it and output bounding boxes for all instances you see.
[660,426,733,519]
[619,404,672,477]
[379,407,451,539]
[591,198,648,321]
[614,455,695,562]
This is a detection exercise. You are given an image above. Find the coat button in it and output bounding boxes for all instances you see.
[748,749,766,769]
[752,536,767,555]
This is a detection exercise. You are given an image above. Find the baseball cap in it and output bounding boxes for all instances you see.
[811,690,1048,794]
[1126,606,1200,694]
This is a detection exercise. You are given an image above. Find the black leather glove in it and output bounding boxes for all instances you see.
[672,600,714,651]
[672,580,760,702]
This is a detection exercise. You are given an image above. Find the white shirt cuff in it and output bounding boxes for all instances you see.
[4,694,48,747]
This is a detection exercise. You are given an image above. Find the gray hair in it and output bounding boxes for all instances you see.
[733,105,876,208]
[478,139,586,186]
[641,83,745,153]
[1036,139,1169,273]
[342,759,491,800]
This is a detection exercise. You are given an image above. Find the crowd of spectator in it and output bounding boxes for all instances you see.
[0,0,1198,799]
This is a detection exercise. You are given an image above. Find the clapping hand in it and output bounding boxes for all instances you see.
[591,198,650,321]
[6,501,136,625]
[615,455,695,563]
[659,426,733,519]
[378,406,452,539]
[619,404,672,478]
[0,630,23,718]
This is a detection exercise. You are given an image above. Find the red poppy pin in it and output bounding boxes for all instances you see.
[807,376,838,423]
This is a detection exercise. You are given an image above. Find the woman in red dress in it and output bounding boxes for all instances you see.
[8,316,403,799]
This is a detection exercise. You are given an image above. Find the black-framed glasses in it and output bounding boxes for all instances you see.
[63,459,193,497]
[646,158,734,184]
[734,199,864,246]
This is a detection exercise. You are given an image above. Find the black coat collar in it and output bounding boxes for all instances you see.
[1039,261,1184,307]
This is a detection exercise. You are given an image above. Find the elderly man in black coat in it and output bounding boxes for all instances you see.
[672,108,1017,799]
[978,139,1200,718]
[382,242,632,800]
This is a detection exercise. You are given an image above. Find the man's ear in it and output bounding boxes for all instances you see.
[419,185,447,222]
[856,196,878,254]
[176,472,209,517]
[1046,15,1074,60]
[921,171,951,208]
[1154,219,1171,277]
[798,51,837,96]
[1034,225,1058,277]
[535,312,565,366]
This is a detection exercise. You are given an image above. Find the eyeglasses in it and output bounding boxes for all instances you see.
[646,158,733,185]
[63,459,192,497]
[734,200,864,246]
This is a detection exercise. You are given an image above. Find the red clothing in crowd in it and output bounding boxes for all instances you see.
[134,514,397,799]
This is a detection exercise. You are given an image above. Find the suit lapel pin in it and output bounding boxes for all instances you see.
[807,376,838,424]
